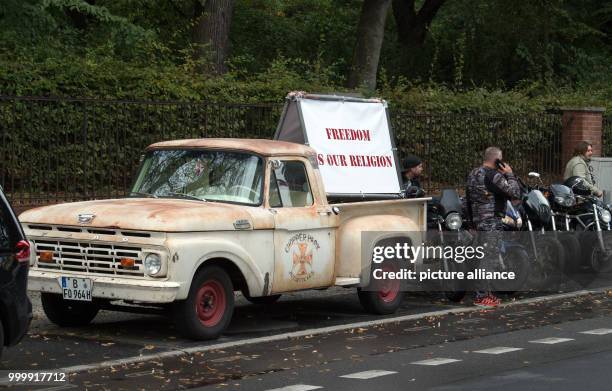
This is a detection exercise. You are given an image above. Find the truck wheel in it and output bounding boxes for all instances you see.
[242,291,281,305]
[357,261,405,315]
[174,266,234,340]
[40,293,99,327]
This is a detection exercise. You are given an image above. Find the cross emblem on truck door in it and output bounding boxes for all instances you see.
[292,243,313,278]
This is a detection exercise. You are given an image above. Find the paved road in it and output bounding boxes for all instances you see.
[2,280,612,390]
[2,289,610,390]
[192,315,612,391]
[1,288,458,370]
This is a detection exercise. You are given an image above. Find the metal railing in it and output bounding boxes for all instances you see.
[0,96,564,207]
[391,111,564,192]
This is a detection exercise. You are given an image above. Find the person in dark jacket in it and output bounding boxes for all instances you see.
[401,154,423,195]
[466,146,522,308]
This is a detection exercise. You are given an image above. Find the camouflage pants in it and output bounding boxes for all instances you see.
[474,218,504,293]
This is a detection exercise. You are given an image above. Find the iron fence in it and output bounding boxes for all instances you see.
[0,96,564,207]
[391,111,564,192]
[0,96,282,208]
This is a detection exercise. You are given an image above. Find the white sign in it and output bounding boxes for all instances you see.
[298,99,400,194]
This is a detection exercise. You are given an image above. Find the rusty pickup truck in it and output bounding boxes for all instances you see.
[20,139,426,340]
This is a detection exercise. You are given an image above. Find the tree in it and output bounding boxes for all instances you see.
[392,0,446,48]
[347,0,392,90]
[192,0,235,75]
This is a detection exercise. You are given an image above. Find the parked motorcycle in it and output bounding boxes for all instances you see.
[563,176,612,272]
[539,180,582,272]
[426,188,473,302]
[495,174,565,291]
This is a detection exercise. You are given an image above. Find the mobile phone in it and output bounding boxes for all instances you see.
[495,159,506,170]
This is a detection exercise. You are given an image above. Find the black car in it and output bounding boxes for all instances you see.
[0,187,31,357]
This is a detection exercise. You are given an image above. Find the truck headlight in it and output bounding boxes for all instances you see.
[445,212,463,230]
[600,208,611,224]
[144,253,162,276]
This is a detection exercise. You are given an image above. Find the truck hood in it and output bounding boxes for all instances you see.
[19,198,274,232]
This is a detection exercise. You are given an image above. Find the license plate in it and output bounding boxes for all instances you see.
[60,277,92,301]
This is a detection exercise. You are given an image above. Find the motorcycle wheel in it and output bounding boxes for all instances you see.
[558,232,582,272]
[491,245,530,293]
[528,236,566,289]
[440,258,467,303]
[581,232,610,272]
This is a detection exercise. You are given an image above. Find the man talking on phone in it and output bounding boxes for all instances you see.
[466,147,522,307]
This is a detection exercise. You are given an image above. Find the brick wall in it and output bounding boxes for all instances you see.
[561,107,605,166]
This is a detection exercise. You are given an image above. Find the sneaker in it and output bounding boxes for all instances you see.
[473,294,501,308]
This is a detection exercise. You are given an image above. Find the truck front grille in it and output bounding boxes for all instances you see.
[33,239,145,277]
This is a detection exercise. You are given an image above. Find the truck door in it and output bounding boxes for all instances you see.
[268,159,336,293]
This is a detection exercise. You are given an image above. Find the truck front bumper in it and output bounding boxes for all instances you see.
[28,269,181,303]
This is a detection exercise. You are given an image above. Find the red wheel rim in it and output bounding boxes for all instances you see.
[195,279,226,327]
[378,263,400,303]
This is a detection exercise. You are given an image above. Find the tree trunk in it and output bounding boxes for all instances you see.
[392,0,446,48]
[347,0,392,91]
[65,0,96,30]
[192,0,234,75]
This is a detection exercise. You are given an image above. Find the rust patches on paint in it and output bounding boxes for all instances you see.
[19,198,274,232]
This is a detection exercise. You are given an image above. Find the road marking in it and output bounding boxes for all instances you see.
[579,328,612,335]
[340,370,397,379]
[473,347,524,355]
[52,287,611,374]
[411,357,461,366]
[266,385,322,391]
[529,337,574,344]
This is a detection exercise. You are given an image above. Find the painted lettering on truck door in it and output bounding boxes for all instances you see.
[268,159,335,293]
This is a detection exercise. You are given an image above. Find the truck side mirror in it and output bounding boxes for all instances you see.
[405,185,425,198]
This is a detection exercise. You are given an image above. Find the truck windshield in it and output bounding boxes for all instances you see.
[131,149,264,206]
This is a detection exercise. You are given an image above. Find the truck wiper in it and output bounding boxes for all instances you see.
[128,191,158,198]
[163,192,206,202]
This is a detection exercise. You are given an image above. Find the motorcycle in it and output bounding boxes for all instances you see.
[536,179,583,272]
[511,173,566,289]
[426,188,473,302]
[563,176,612,272]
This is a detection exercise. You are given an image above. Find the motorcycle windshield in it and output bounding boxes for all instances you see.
[439,188,462,215]
[526,189,552,224]
[550,184,572,197]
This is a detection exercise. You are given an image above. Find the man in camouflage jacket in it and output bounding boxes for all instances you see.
[466,147,522,307]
